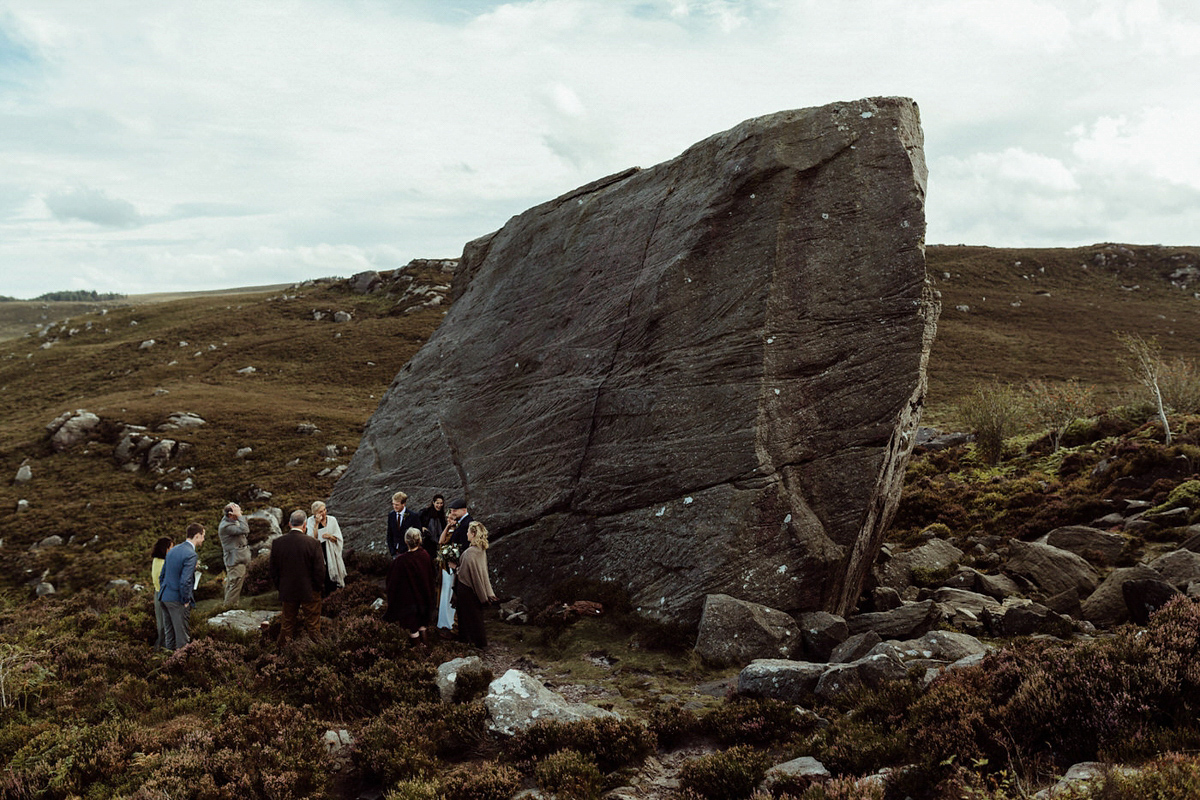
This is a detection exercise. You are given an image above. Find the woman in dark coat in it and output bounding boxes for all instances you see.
[384,528,434,643]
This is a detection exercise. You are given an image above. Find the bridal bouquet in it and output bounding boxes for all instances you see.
[437,543,461,571]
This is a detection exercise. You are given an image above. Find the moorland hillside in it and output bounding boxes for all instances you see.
[2,244,1200,799]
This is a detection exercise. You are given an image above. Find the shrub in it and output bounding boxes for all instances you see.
[440,762,521,800]
[1025,378,1097,451]
[677,745,769,800]
[647,704,702,749]
[385,779,443,800]
[507,716,656,773]
[958,381,1026,465]
[535,749,603,800]
[242,554,272,596]
[1097,752,1200,798]
[321,578,385,619]
[353,717,437,784]
[705,696,821,747]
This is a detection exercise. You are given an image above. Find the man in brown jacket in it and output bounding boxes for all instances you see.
[270,509,326,645]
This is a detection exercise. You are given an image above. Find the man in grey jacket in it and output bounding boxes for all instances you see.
[219,502,252,605]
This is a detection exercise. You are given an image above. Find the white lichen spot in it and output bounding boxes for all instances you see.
[774,388,780,395]
[777,564,787,574]
[684,496,693,505]
[901,220,910,228]
[656,507,666,517]
[766,336,774,344]
[783,513,792,524]
[514,362,519,368]
[861,111,873,118]
[821,213,829,220]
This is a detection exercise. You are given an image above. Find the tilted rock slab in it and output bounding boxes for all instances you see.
[330,97,935,621]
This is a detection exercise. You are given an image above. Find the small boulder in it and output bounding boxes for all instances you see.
[35,582,55,597]
[814,652,907,700]
[139,339,156,350]
[847,599,941,640]
[1004,540,1100,598]
[47,409,101,451]
[984,601,1074,638]
[333,311,353,323]
[1148,549,1200,589]
[875,538,963,592]
[1040,526,1127,566]
[829,631,882,664]
[760,756,831,793]
[349,270,382,294]
[14,464,32,485]
[737,659,827,702]
[797,611,848,662]
[485,669,617,736]
[208,609,279,635]
[1122,578,1181,625]
[159,411,207,431]
[30,535,64,552]
[694,594,802,666]
[321,729,354,757]
[1080,564,1162,627]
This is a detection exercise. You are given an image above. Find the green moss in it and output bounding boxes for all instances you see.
[1149,479,1200,514]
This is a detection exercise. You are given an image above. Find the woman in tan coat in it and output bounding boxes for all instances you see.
[455,521,498,647]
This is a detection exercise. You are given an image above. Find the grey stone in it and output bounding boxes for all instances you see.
[760,756,831,792]
[329,98,935,622]
[436,656,490,703]
[875,538,963,592]
[847,599,941,639]
[30,535,64,551]
[485,669,617,736]
[1004,540,1100,598]
[139,339,156,350]
[146,439,177,472]
[737,659,827,701]
[905,629,988,662]
[1148,548,1200,588]
[870,586,903,611]
[46,409,101,451]
[1091,512,1126,528]
[207,609,278,634]
[694,594,802,666]
[159,411,206,431]
[14,464,32,485]
[1034,762,1105,799]
[1041,526,1127,566]
[1122,578,1181,625]
[321,729,354,757]
[248,508,283,537]
[1080,564,1162,627]
[35,582,55,597]
[106,579,131,590]
[797,610,848,662]
[333,311,352,323]
[236,447,253,459]
[348,270,382,294]
[985,601,1074,638]
[829,630,882,663]
[814,652,908,700]
[932,587,1003,617]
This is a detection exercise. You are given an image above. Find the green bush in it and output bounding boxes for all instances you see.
[535,749,603,800]
[677,745,769,800]
[959,381,1026,465]
[647,704,702,749]
[385,779,443,800]
[507,716,656,773]
[440,762,521,800]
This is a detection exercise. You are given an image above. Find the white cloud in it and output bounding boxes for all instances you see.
[0,0,1198,296]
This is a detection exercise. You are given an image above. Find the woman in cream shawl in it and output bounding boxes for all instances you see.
[455,520,498,647]
[307,500,346,594]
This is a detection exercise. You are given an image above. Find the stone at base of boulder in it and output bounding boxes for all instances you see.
[436,656,489,704]
[737,659,827,702]
[485,669,617,736]
[694,594,802,666]
[760,756,831,792]
[207,609,279,635]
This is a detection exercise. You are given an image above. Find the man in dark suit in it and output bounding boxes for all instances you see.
[387,491,419,557]
[269,509,326,646]
[159,523,205,651]
[446,497,472,552]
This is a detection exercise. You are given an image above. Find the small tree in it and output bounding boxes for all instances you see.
[958,381,1025,465]
[1025,378,1096,451]
[1160,356,1200,415]
[1117,332,1172,444]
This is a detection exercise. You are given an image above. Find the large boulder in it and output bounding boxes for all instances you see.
[329,98,935,622]
[847,599,941,640]
[46,409,101,451]
[1080,564,1162,628]
[1040,526,1127,567]
[874,538,963,592]
[694,594,802,666]
[737,659,827,702]
[1148,549,1200,589]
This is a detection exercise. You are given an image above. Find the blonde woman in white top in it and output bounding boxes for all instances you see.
[307,500,346,594]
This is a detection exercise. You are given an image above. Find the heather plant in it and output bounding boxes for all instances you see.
[534,748,603,800]
[647,703,702,749]
[385,778,443,800]
[1159,356,1200,414]
[677,745,769,800]
[439,762,521,800]
[703,696,819,746]
[506,716,656,773]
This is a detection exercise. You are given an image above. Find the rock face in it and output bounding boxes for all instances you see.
[331,97,935,621]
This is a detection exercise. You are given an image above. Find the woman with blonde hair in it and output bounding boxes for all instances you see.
[306,500,346,595]
[455,520,498,647]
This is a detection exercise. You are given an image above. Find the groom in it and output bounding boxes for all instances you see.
[387,491,419,557]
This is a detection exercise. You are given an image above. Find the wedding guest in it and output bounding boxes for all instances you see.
[306,500,346,595]
[418,494,446,560]
[455,521,498,648]
[436,501,468,633]
[218,502,251,605]
[150,536,172,649]
[160,523,205,651]
[384,528,434,644]
[445,497,472,551]
[270,510,325,646]
[387,491,419,557]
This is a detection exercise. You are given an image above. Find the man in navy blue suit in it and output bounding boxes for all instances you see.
[159,523,205,651]
[387,491,419,557]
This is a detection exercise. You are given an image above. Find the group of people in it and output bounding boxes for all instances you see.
[383,492,498,648]
[151,499,348,651]
[150,490,496,652]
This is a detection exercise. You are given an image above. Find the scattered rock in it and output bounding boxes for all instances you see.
[1148,549,1200,589]
[30,535,64,552]
[159,411,206,431]
[760,756,831,792]
[485,669,617,736]
[321,729,354,758]
[1004,540,1100,598]
[1034,762,1104,799]
[1080,564,1161,627]
[14,464,32,485]
[349,270,382,294]
[47,409,101,451]
[815,652,908,700]
[35,582,55,597]
[207,609,280,634]
[236,366,257,375]
[236,447,253,459]
[847,599,941,640]
[797,611,848,662]
[1040,526,1127,566]
[737,659,827,702]
[296,422,321,436]
[875,538,963,592]
[694,594,802,666]
[333,311,352,323]
[829,631,882,664]
[1122,578,1181,625]
[139,339,156,350]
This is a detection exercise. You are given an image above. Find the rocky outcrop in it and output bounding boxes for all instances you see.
[1004,541,1100,598]
[331,98,935,622]
[485,669,617,736]
[46,409,101,451]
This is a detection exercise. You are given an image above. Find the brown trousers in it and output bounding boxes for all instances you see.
[279,598,322,645]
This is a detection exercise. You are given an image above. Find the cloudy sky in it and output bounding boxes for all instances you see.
[1,1,1197,298]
